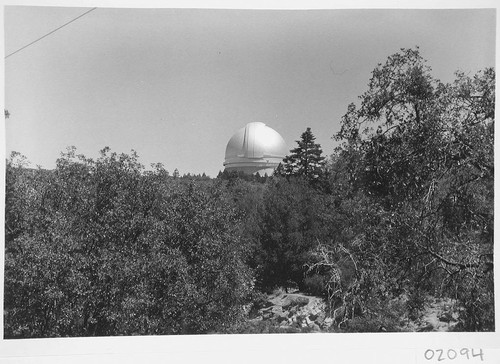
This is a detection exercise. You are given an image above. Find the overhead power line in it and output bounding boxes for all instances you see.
[5,7,97,59]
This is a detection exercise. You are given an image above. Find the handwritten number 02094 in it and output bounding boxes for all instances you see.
[424,348,484,361]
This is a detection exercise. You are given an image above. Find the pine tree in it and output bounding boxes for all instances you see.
[280,127,326,181]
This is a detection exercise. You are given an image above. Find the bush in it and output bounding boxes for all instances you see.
[4,149,255,337]
[303,275,328,297]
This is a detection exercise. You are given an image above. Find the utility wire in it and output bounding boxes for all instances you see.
[5,7,97,59]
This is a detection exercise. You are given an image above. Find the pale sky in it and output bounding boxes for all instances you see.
[4,7,496,177]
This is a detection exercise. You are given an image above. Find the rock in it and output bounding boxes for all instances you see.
[417,323,435,332]
[322,317,334,328]
[253,298,273,310]
[262,312,274,320]
[310,323,321,332]
[276,313,288,323]
[271,306,284,315]
[309,313,318,321]
[253,291,330,332]
[295,296,310,307]
[315,312,326,325]
[295,315,307,328]
[283,295,309,309]
[260,306,273,313]
[279,320,289,328]
[439,312,454,323]
[296,315,305,324]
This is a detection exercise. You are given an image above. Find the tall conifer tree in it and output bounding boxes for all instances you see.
[279,127,326,181]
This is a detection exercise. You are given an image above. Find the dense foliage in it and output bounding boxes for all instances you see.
[4,48,494,337]
[5,148,252,337]
[327,48,494,330]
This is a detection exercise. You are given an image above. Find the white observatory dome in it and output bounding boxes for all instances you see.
[223,122,288,175]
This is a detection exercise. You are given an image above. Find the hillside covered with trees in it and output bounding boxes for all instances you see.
[4,48,494,337]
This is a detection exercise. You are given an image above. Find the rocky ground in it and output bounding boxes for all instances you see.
[411,297,460,332]
[245,290,461,333]
[248,290,331,332]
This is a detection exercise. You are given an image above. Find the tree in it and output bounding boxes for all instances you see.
[278,127,326,183]
[254,177,332,291]
[330,47,494,331]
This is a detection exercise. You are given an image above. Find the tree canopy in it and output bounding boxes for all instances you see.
[329,47,494,330]
[4,148,253,337]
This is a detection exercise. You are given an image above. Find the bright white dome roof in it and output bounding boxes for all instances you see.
[224,122,288,175]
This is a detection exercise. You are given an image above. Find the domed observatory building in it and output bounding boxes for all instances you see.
[224,122,288,175]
